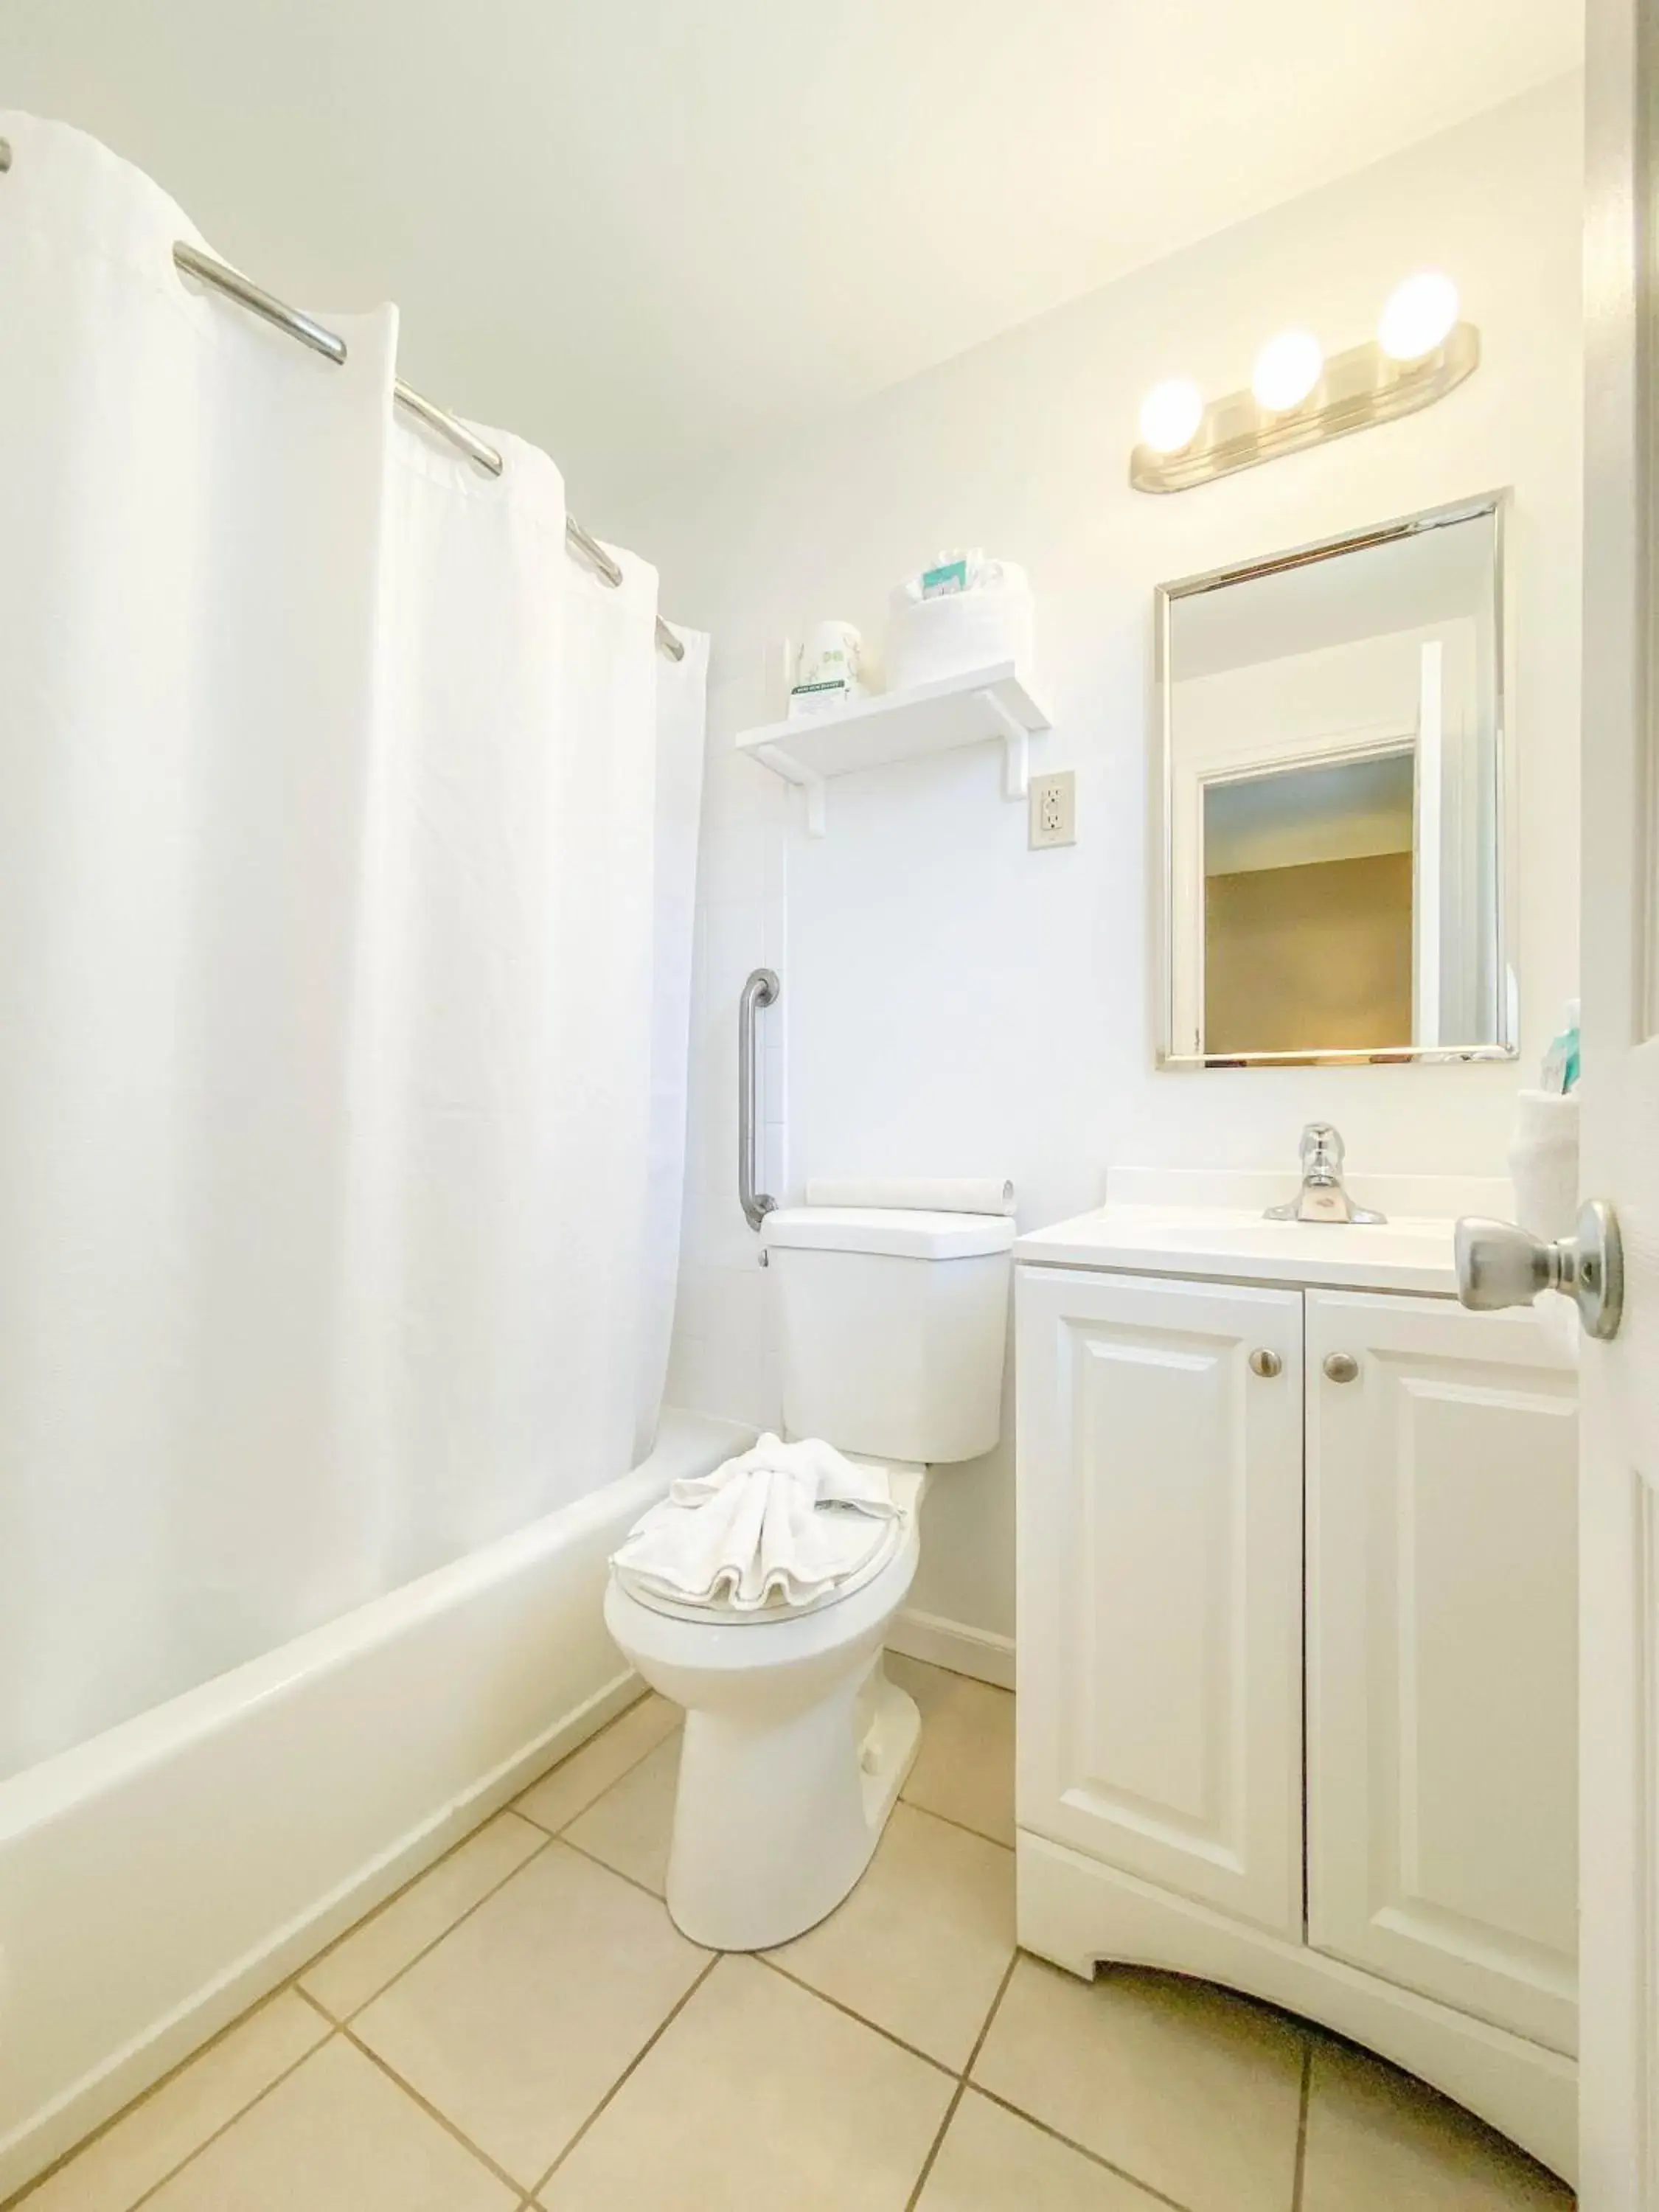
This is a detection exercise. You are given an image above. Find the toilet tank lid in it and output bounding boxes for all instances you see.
[760,1206,1017,1259]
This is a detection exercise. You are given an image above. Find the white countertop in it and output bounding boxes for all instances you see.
[1014,1203,1464,1293]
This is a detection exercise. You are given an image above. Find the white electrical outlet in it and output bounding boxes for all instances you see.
[1029,770,1077,849]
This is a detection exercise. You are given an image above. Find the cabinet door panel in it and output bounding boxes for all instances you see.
[1306,1290,1577,2053]
[1017,1266,1303,1937]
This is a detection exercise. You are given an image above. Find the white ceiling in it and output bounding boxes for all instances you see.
[1,0,1581,512]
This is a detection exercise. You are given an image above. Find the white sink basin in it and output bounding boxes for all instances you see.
[1014,1203,1461,1293]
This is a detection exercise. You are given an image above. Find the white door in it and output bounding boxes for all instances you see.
[1576,5,1659,2199]
[1305,1290,1578,2053]
[1015,1265,1303,1936]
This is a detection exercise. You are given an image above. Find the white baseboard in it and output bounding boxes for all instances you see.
[886,1607,1015,1691]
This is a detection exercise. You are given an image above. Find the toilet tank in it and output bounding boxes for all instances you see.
[759,1208,1015,1464]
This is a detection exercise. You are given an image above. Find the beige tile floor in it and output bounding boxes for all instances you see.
[13,1658,1574,2212]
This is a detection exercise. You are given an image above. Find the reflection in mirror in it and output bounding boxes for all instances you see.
[1158,496,1512,1067]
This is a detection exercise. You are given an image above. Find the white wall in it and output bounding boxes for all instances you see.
[646,77,1584,1658]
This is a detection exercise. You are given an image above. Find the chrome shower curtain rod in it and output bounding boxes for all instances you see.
[169,244,686,663]
[0,124,684,663]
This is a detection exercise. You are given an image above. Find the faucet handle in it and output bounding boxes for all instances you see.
[1301,1122,1344,1177]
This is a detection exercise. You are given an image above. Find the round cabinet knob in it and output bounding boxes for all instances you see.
[1323,1352,1360,1385]
[1248,1348,1283,1379]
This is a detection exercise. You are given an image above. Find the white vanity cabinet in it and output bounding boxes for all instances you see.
[1014,1209,1579,2183]
[1304,1290,1579,2051]
[1016,1268,1304,1938]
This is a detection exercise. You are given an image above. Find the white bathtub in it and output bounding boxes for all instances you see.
[0,1407,753,2199]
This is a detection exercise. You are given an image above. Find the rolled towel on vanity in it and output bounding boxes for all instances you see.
[611,1433,900,1613]
[803,1175,1015,1217]
[1508,1089,1580,1242]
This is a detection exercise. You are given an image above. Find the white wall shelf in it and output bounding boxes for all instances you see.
[735,661,1051,835]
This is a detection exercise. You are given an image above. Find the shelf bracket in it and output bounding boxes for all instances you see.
[978,689,1030,801]
[754,740,828,835]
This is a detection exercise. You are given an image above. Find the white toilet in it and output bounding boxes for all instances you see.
[604,1205,1014,1951]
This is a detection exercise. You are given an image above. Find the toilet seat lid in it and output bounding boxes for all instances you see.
[613,1467,923,1627]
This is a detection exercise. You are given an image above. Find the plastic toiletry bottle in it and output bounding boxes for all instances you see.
[1540,998,1582,1095]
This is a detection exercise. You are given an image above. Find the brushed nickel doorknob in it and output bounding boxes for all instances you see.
[1454,1200,1625,1341]
[1324,1352,1360,1384]
[1248,1348,1283,1379]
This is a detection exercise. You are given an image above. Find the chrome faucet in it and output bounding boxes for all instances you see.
[1265,1124,1386,1225]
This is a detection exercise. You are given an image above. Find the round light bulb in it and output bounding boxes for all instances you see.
[1138,378,1204,455]
[1251,329,1324,414]
[1377,271,1458,362]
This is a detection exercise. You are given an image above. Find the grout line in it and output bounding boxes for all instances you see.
[902,1949,1022,2212]
[297,1705,679,2034]
[296,1790,554,1987]
[1291,2039,1313,2212]
[556,1831,672,1907]
[301,1829,555,2025]
[15,1777,568,2212]
[14,1684,1011,2211]
[511,1709,680,1842]
[755,1956,958,2081]
[340,2023,529,2198]
[527,1952,723,2198]
[116,2031,341,2212]
[903,2079,968,2211]
[967,2084,1193,2212]
[894,1787,1015,1854]
[960,1949,1019,2081]
[1,1992,334,2212]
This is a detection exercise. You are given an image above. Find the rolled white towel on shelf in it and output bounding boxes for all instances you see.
[886,559,1033,692]
[803,1176,1015,1217]
[611,1433,899,1614]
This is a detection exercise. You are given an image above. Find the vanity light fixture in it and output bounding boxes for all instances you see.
[1377,271,1460,363]
[1251,329,1324,414]
[1138,378,1205,455]
[1131,270,1478,493]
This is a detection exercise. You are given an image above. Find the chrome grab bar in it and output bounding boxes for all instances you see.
[739,968,779,1231]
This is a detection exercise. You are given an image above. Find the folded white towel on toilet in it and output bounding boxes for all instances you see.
[611,1433,899,1613]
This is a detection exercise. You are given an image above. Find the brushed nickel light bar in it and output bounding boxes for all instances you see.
[1130,323,1480,493]
[1131,272,1479,494]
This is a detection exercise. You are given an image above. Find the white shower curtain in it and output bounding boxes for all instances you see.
[0,114,706,1778]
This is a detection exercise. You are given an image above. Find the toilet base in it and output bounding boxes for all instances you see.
[664,1660,920,1952]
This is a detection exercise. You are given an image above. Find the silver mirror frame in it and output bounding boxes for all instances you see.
[1152,490,1518,1070]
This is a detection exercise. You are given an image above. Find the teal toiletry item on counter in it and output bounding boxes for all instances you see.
[1540,998,1581,1093]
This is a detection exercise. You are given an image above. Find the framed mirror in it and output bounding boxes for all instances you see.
[1155,493,1514,1068]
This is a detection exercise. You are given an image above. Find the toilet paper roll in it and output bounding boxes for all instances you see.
[803,1176,1016,1217]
